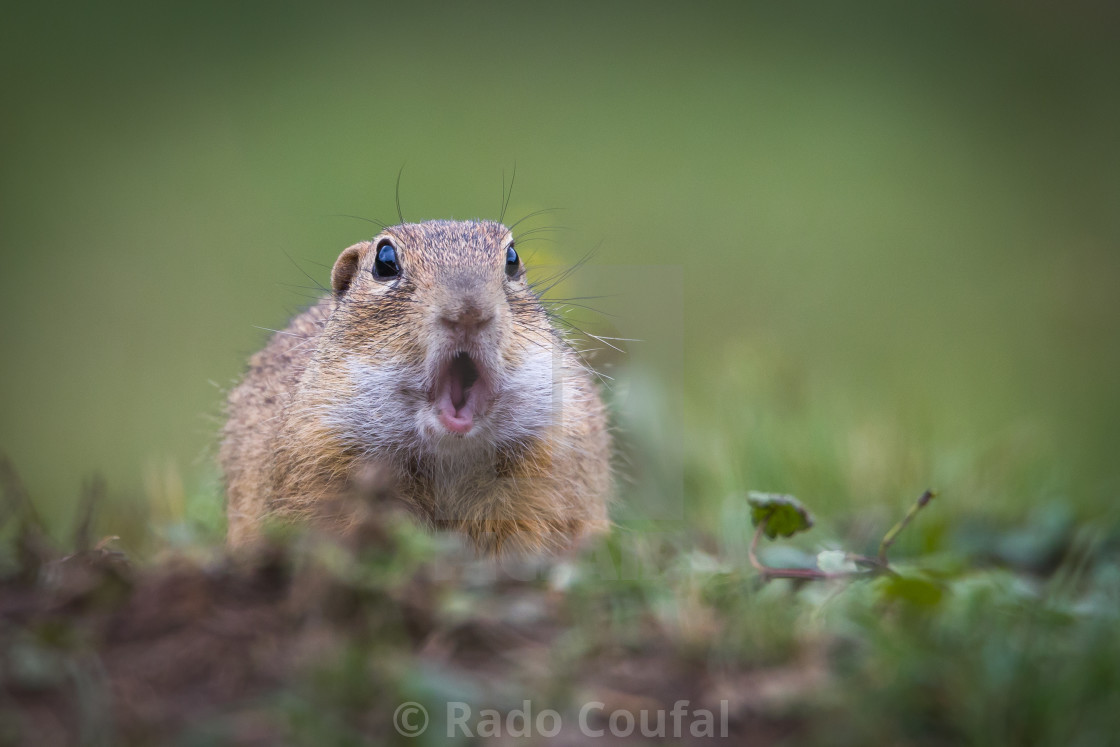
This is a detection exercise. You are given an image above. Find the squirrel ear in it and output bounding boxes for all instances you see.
[331,243,367,295]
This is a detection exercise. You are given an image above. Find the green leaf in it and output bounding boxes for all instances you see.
[747,492,815,539]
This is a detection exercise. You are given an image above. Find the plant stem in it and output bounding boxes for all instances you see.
[749,520,834,580]
[878,489,937,564]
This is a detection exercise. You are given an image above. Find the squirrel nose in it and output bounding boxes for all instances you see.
[440,304,494,333]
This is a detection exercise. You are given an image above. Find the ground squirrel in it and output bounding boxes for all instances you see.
[220,219,612,554]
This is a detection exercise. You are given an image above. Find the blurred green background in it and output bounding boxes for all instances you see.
[2,0,1118,544]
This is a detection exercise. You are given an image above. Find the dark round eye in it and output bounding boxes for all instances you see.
[373,240,400,279]
[505,243,520,278]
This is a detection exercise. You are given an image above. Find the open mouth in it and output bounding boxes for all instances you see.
[434,352,488,434]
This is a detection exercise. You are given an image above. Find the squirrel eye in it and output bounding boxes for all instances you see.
[373,240,400,280]
[505,244,520,278]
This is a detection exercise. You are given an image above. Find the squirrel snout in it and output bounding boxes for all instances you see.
[439,304,495,334]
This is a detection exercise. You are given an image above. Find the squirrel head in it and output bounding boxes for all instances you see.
[321,220,563,459]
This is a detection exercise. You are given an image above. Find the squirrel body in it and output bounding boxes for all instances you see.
[220,220,611,554]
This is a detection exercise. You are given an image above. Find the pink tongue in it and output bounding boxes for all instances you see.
[439,354,479,433]
[439,386,473,433]
[449,373,466,412]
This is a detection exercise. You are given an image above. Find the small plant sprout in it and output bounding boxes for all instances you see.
[747,490,938,581]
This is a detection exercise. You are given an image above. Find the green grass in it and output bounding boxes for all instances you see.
[6,344,1118,744]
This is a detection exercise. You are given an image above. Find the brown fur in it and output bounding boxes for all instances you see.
[221,220,611,554]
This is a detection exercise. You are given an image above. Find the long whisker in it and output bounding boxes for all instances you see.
[395,164,406,224]
[527,243,601,298]
[514,225,571,240]
[507,207,566,232]
[283,250,331,295]
[499,163,517,224]
[252,325,311,339]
